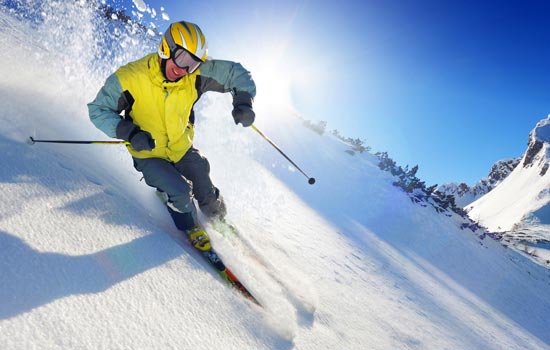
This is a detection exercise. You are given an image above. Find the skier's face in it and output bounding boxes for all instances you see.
[164,58,188,81]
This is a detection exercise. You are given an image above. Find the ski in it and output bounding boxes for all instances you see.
[197,245,261,306]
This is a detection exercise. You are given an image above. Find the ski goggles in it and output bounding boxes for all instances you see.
[172,48,202,73]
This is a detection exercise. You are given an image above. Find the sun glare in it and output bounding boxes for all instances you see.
[249,57,293,116]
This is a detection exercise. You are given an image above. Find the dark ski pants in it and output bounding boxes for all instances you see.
[133,147,225,231]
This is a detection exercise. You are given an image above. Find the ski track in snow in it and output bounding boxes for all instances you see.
[207,220,318,325]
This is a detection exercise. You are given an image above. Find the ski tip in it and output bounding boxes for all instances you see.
[224,268,262,307]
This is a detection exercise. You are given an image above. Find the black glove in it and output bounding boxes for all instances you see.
[116,119,155,151]
[232,105,255,127]
[232,91,255,127]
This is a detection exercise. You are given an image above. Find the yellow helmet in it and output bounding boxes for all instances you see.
[158,21,208,62]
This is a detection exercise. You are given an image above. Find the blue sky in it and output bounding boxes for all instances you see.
[112,0,550,186]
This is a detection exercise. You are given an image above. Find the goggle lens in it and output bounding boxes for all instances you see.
[173,49,201,73]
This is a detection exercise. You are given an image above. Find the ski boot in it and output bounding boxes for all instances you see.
[187,226,211,251]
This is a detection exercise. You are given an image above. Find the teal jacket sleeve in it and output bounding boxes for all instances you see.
[87,73,124,138]
[197,59,256,105]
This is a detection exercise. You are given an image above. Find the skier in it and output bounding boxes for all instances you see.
[88,20,256,250]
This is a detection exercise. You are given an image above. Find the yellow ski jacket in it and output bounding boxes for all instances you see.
[88,53,256,163]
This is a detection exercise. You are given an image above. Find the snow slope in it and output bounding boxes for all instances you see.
[1,3,550,349]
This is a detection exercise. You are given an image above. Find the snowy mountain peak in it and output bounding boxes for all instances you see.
[442,116,550,208]
[532,114,550,144]
[524,114,550,171]
[467,115,550,266]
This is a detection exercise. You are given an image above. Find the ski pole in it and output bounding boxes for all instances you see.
[29,136,129,145]
[250,125,316,185]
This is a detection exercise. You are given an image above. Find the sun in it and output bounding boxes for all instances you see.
[240,37,299,119]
